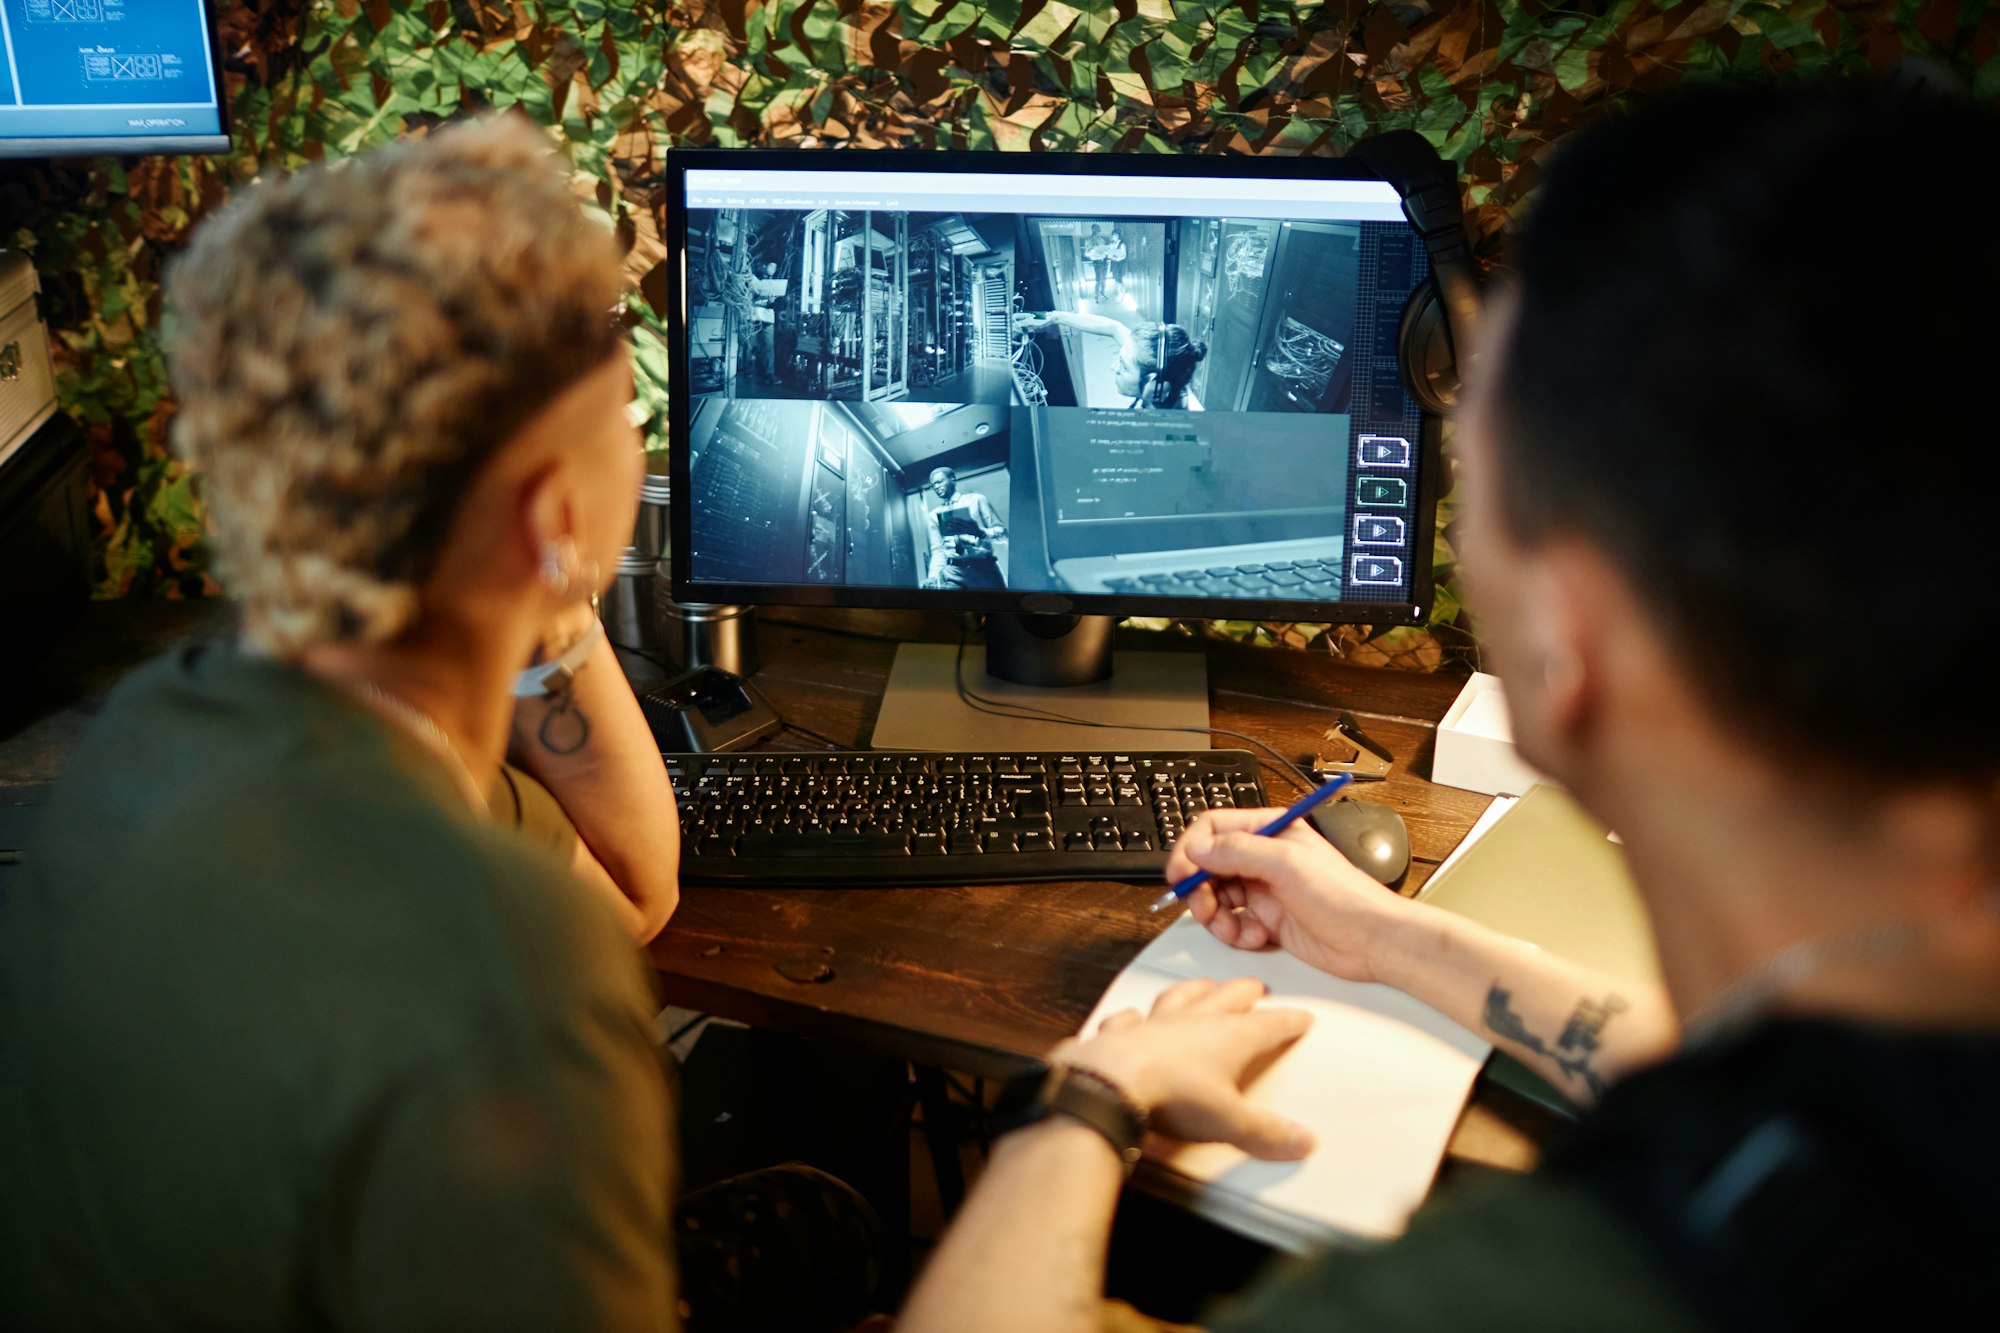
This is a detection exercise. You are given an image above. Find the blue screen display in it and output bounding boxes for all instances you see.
[0,0,225,155]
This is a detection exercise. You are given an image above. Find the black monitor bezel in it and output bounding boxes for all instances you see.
[663,146,1441,627]
[0,0,233,160]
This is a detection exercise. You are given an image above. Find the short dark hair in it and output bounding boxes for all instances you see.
[1495,85,1997,783]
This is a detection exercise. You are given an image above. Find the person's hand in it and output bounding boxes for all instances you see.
[1014,312,1051,335]
[1054,976,1314,1160]
[1165,809,1415,984]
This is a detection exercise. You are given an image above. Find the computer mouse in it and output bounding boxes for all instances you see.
[1307,798,1411,889]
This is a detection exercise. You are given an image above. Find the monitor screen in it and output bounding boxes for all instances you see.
[0,0,228,157]
[665,150,1438,625]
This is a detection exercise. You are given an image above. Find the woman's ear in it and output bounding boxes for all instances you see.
[515,461,574,591]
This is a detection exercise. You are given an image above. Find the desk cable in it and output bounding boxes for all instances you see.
[950,626,1320,797]
[607,633,855,751]
[610,628,1321,794]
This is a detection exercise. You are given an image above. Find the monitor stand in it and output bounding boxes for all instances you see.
[869,613,1209,752]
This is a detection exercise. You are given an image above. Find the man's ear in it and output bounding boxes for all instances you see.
[1506,541,1603,780]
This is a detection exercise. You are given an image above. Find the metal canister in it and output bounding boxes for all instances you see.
[631,450,672,562]
[603,548,661,655]
[653,575,759,678]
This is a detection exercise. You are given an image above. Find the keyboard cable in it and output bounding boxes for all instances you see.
[611,626,1319,794]
[949,624,1320,797]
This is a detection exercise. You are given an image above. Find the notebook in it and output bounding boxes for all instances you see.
[1082,915,1490,1253]
[1417,784,1660,988]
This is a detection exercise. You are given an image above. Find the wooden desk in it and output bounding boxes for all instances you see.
[642,609,1566,1177]
[0,602,1563,1179]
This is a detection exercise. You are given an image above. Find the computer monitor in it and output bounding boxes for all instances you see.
[663,148,1448,744]
[0,0,229,158]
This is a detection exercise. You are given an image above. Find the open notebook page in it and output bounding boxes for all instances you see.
[1084,914,1490,1251]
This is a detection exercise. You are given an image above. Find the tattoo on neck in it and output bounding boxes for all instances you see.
[1483,984,1628,1100]
[537,694,590,756]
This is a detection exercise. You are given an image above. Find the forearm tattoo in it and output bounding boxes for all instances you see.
[535,693,591,756]
[1483,984,1628,1100]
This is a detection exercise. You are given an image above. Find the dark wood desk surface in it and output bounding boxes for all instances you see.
[0,601,1561,1174]
[642,609,1561,1174]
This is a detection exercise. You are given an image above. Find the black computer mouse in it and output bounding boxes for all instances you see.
[1307,798,1411,889]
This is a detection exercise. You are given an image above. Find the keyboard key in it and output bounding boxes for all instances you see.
[739,830,910,856]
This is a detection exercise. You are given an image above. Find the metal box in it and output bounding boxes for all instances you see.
[0,250,59,474]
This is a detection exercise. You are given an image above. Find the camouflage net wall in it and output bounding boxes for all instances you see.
[3,1,1993,671]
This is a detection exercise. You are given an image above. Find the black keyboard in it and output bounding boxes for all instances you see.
[669,750,1268,885]
[1098,557,1343,599]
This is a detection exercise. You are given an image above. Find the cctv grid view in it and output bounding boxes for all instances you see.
[680,169,1427,604]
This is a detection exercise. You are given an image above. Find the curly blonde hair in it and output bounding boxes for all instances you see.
[166,114,625,655]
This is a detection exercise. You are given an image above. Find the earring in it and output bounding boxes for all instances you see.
[540,538,598,602]
[540,537,578,597]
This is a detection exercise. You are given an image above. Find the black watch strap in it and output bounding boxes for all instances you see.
[1012,1063,1149,1175]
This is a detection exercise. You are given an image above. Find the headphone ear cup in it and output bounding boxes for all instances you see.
[1398,279,1461,415]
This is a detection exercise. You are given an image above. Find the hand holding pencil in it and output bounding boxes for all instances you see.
[1164,788,1421,988]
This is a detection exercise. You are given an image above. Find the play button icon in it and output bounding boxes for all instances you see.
[1350,555,1403,586]
[1357,434,1412,468]
[1356,476,1408,508]
[1354,516,1405,546]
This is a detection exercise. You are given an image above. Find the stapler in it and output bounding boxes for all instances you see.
[1309,712,1395,782]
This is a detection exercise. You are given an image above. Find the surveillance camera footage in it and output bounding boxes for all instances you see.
[677,165,1429,607]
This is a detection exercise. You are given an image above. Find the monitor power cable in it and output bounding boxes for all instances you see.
[949,624,1320,797]
[612,626,1321,793]
[607,632,859,751]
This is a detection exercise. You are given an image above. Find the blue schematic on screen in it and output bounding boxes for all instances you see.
[0,0,224,153]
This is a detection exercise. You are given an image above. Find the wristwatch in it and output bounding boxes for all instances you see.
[996,1061,1150,1176]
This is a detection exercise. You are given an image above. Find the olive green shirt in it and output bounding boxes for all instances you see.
[0,644,675,1330]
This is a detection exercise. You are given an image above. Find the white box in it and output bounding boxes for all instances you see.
[1433,672,1548,797]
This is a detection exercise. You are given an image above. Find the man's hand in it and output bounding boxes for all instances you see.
[1166,809,1416,984]
[1055,976,1314,1160]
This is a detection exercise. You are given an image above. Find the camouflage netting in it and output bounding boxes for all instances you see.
[3,1,1993,670]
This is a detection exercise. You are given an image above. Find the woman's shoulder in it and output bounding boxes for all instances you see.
[26,643,631,1003]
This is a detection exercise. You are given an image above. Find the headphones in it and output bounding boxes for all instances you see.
[1347,130,1482,416]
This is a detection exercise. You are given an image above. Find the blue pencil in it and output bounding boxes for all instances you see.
[1148,773,1355,914]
